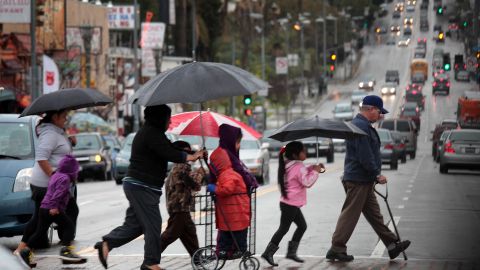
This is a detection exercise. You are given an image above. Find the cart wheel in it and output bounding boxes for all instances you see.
[239,256,260,270]
[191,246,218,270]
[216,258,226,270]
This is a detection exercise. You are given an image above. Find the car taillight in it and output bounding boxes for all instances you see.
[455,64,458,69]
[446,82,450,87]
[433,82,438,87]
[399,143,405,148]
[384,144,394,150]
[444,141,455,153]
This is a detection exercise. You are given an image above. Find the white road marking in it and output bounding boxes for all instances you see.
[370,216,401,258]
[403,197,409,201]
[398,205,405,209]
[406,190,412,193]
[408,184,413,188]
[78,200,94,206]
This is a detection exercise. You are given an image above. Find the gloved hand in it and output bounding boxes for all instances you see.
[207,183,217,193]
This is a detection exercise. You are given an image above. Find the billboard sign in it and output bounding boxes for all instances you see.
[0,1,30,23]
[37,0,66,50]
[66,27,102,55]
[140,22,166,77]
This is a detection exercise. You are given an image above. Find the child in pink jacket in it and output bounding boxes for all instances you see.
[261,141,325,266]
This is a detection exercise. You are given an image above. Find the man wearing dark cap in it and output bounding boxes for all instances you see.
[326,95,410,262]
[94,104,206,270]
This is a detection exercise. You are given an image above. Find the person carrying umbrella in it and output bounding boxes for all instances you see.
[94,105,206,270]
[326,95,410,262]
[261,141,325,266]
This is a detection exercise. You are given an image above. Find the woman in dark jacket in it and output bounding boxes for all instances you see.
[94,105,206,270]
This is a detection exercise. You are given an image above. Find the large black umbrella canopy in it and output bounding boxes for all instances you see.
[19,88,112,117]
[129,61,269,106]
[269,115,368,141]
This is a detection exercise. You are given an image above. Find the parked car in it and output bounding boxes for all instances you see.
[385,70,400,85]
[378,118,418,159]
[114,132,177,184]
[431,120,459,160]
[102,134,122,182]
[391,130,408,163]
[261,129,285,158]
[333,102,355,121]
[299,137,334,163]
[358,76,376,91]
[439,129,480,174]
[376,128,399,170]
[0,114,37,237]
[351,89,368,105]
[399,102,421,129]
[381,82,397,95]
[332,138,346,153]
[432,73,450,95]
[72,132,112,181]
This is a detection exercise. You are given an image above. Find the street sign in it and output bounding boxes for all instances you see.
[344,42,352,52]
[466,56,476,72]
[287,54,299,67]
[276,57,288,74]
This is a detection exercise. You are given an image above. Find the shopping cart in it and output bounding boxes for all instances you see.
[191,189,259,270]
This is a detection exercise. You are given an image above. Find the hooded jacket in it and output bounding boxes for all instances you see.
[31,123,72,188]
[210,147,250,231]
[280,160,319,207]
[40,155,79,212]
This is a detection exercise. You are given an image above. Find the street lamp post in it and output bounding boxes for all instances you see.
[79,25,94,88]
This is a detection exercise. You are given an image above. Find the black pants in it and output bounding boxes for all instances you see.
[26,208,75,248]
[270,202,307,246]
[217,229,248,252]
[160,212,199,256]
[22,184,79,246]
[102,182,162,266]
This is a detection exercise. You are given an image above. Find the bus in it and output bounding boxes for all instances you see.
[410,59,428,83]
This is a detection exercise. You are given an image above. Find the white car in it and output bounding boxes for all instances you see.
[398,38,410,47]
[381,83,397,95]
[351,89,368,105]
[239,139,270,185]
[333,102,355,121]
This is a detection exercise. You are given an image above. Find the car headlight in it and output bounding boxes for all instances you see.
[90,154,102,163]
[359,82,364,87]
[390,88,396,93]
[13,168,32,192]
[116,156,129,165]
[381,88,388,94]
[368,82,373,87]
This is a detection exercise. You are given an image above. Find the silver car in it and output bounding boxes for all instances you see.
[378,119,418,159]
[439,129,480,174]
[333,102,354,121]
[240,139,270,185]
[351,89,368,105]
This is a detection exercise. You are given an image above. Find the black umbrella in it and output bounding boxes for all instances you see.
[269,115,367,142]
[19,88,112,117]
[129,61,269,106]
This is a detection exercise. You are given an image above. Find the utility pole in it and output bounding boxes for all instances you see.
[230,27,236,116]
[322,0,327,88]
[133,0,140,132]
[30,0,38,100]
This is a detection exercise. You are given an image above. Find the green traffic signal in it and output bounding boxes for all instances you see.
[243,95,252,105]
[463,21,468,27]
[444,63,451,71]
[437,7,443,14]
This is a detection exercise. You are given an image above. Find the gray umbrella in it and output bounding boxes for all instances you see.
[129,61,268,106]
[269,115,367,142]
[19,88,112,117]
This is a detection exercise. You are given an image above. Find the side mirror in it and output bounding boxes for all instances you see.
[261,142,270,149]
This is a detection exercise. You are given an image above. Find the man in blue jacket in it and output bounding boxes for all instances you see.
[326,95,410,262]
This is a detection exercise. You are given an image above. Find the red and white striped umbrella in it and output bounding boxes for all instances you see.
[168,111,261,140]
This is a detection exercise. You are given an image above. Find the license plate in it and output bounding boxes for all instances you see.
[307,148,316,154]
[465,147,475,154]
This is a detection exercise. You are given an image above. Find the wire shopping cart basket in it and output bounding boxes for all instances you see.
[191,189,259,270]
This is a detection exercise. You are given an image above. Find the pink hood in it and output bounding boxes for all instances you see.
[280,160,319,207]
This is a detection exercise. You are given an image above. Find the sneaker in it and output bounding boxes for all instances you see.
[59,246,87,263]
[17,248,37,268]
[388,240,411,260]
[326,249,354,262]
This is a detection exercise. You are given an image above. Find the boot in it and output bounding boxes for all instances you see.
[261,242,279,266]
[285,241,304,263]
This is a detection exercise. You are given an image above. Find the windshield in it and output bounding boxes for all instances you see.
[0,122,34,159]
[397,121,411,132]
[450,132,480,141]
[380,121,394,130]
[377,130,392,142]
[74,135,101,150]
[335,105,352,113]
[402,110,417,116]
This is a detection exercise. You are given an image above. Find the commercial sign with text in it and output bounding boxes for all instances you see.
[108,5,135,30]
[0,0,30,23]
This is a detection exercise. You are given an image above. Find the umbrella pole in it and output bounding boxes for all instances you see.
[198,103,207,171]
[316,136,319,163]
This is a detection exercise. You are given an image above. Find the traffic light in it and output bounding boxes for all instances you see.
[330,53,337,62]
[437,7,443,15]
[244,108,253,117]
[476,51,480,59]
[329,65,335,72]
[36,0,46,27]
[443,53,451,71]
[462,21,468,28]
[438,31,444,41]
[243,94,252,106]
[293,22,302,31]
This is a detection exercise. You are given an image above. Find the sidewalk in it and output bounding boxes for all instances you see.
[31,254,479,269]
